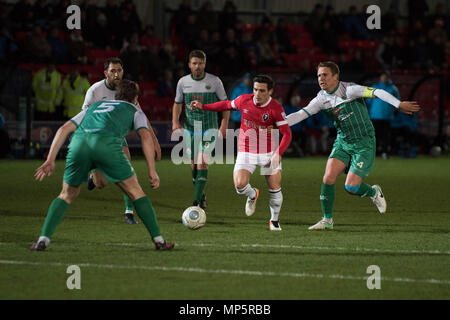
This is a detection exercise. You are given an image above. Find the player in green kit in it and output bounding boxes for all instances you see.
[286,61,420,230]
[30,80,174,251]
[172,50,229,209]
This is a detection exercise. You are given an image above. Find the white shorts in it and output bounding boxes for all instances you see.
[233,152,282,175]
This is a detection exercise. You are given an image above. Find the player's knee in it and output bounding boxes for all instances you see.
[59,187,80,204]
[323,174,337,185]
[235,183,249,194]
[344,184,359,195]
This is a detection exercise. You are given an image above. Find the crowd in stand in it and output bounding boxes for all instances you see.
[1,0,449,81]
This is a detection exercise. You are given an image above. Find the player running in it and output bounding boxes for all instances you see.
[286,61,420,230]
[31,80,174,251]
[191,75,292,230]
[172,50,229,210]
[82,57,161,224]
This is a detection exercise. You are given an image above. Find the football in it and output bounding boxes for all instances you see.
[182,206,206,230]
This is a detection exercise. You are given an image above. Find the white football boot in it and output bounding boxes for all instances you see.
[370,185,387,214]
[245,188,259,216]
[308,217,334,230]
[269,220,282,231]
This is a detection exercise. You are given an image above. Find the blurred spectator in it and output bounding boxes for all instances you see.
[88,13,114,49]
[61,69,90,119]
[428,18,447,43]
[181,13,200,49]
[410,34,432,70]
[316,19,339,54]
[391,111,418,158]
[104,0,120,24]
[218,1,239,35]
[230,72,252,129]
[375,32,396,69]
[366,72,400,159]
[158,69,176,98]
[344,5,368,40]
[171,0,192,36]
[324,5,342,34]
[275,17,296,54]
[144,46,163,81]
[408,0,429,27]
[33,0,50,26]
[339,51,364,73]
[159,40,177,73]
[0,26,18,62]
[120,38,144,81]
[428,34,446,70]
[141,25,162,51]
[67,29,88,64]
[240,31,259,69]
[219,46,245,76]
[11,0,34,30]
[120,0,142,31]
[196,1,218,33]
[223,27,240,50]
[283,94,306,157]
[305,3,324,42]
[304,112,332,155]
[32,64,62,120]
[195,29,210,54]
[0,111,11,158]
[24,26,52,63]
[47,27,68,64]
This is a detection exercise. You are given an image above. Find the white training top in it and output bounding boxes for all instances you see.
[82,79,117,110]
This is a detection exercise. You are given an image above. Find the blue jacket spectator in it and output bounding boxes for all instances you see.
[366,72,401,158]
[230,73,252,125]
[367,76,400,121]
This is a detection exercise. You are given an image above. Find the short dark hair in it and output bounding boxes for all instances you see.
[253,74,275,90]
[188,49,206,62]
[317,61,340,76]
[104,57,123,71]
[115,79,139,102]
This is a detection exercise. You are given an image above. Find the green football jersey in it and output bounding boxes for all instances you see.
[301,82,375,143]
[175,72,227,132]
[70,100,148,138]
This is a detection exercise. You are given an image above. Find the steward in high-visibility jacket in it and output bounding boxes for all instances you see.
[62,71,90,118]
[32,65,63,117]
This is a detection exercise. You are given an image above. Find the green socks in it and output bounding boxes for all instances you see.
[41,197,69,238]
[354,183,376,198]
[194,169,208,204]
[133,197,160,238]
[320,183,335,219]
[124,194,134,213]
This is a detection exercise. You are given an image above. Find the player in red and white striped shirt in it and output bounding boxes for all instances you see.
[191,75,292,230]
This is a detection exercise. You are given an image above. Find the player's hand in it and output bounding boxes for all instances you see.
[270,153,281,169]
[149,170,160,189]
[172,121,182,132]
[34,160,55,181]
[218,124,227,139]
[398,101,420,115]
[190,100,203,110]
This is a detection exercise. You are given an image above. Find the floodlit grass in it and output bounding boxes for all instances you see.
[1,156,449,299]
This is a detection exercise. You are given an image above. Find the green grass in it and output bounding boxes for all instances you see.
[0,155,449,300]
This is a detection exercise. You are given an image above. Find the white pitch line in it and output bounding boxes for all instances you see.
[100,242,450,256]
[2,241,449,255]
[0,259,449,285]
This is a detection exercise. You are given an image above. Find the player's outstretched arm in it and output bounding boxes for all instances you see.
[35,121,77,181]
[137,128,160,189]
[191,100,233,112]
[146,119,162,161]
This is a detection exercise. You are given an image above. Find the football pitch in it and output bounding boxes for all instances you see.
[0,156,449,300]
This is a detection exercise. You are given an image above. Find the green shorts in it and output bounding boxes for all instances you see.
[63,133,135,186]
[329,136,376,179]
[183,129,217,160]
